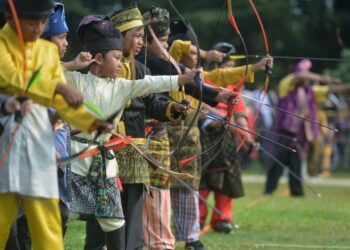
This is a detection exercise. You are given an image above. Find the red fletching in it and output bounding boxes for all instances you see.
[116,176,123,191]
[179,155,197,168]
[145,126,153,137]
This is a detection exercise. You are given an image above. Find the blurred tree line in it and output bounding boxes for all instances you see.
[60,0,350,86]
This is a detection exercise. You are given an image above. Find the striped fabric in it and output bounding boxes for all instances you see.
[171,189,200,242]
[143,187,175,250]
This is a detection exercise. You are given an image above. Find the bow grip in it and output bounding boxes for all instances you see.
[264,53,272,76]
[14,96,28,123]
[265,64,272,76]
[194,73,202,87]
[180,99,190,120]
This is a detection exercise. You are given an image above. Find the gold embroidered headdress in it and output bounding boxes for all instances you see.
[110,2,143,32]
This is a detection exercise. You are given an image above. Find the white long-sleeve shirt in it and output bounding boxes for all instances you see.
[65,71,179,178]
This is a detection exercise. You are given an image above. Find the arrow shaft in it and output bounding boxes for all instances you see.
[230,54,350,62]
[166,95,296,152]
[240,93,338,132]
[260,145,321,197]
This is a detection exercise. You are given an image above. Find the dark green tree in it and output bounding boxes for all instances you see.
[60,0,349,85]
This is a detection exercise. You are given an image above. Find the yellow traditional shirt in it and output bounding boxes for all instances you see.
[313,85,330,137]
[169,39,255,87]
[313,85,330,103]
[169,39,192,62]
[0,23,96,132]
[168,40,200,117]
[0,23,93,199]
[278,74,297,98]
[204,66,254,87]
[279,73,330,101]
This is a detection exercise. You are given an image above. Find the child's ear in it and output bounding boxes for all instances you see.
[94,53,103,65]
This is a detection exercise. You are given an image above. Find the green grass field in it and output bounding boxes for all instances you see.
[64,174,350,250]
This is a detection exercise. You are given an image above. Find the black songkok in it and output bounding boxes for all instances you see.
[78,15,123,55]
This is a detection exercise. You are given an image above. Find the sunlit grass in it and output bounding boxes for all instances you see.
[64,162,350,249]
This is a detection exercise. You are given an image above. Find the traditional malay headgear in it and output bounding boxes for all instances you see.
[168,19,197,46]
[0,0,55,19]
[212,42,237,56]
[78,15,123,55]
[41,2,68,38]
[208,42,237,69]
[110,2,143,33]
[143,7,170,41]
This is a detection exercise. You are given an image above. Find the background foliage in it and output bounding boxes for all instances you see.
[61,0,350,86]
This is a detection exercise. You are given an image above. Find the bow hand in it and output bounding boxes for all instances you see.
[91,119,113,135]
[178,68,203,86]
[2,96,32,123]
[172,100,191,120]
[214,91,239,106]
[251,56,274,74]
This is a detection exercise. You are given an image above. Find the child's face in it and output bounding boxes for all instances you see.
[220,60,236,69]
[180,45,198,69]
[122,26,144,57]
[51,33,68,59]
[15,18,49,42]
[98,50,123,78]
[147,35,169,59]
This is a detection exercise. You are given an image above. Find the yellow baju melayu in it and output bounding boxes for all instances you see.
[0,23,99,250]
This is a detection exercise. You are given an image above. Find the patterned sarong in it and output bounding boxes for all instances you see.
[69,154,124,220]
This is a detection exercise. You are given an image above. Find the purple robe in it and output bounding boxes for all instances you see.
[273,85,319,156]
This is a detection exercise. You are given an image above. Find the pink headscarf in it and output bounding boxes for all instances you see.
[288,59,312,73]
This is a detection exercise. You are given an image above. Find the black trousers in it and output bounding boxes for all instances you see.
[264,134,304,196]
[85,184,144,250]
[5,215,31,250]
[60,201,70,236]
[5,221,20,250]
[84,219,125,250]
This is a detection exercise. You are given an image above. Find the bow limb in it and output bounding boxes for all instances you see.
[0,1,27,167]
[146,14,183,102]
[111,129,234,221]
[248,0,270,55]
[226,0,249,92]
[8,0,26,88]
[146,19,185,167]
[154,167,193,180]
[167,0,203,166]
[147,22,182,74]
[236,0,271,152]
[196,0,250,159]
